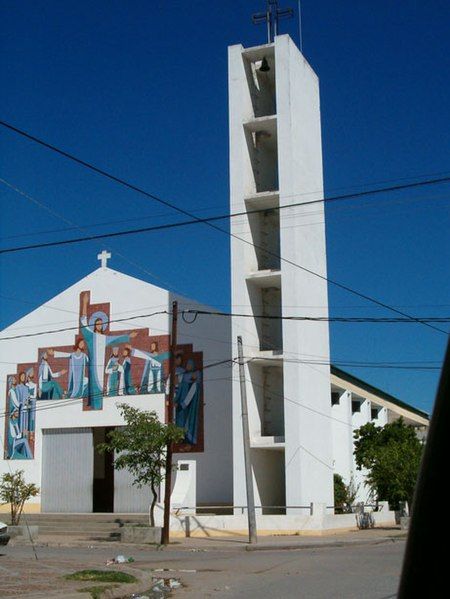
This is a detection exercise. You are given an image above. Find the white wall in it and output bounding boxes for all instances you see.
[173,295,233,506]
[229,36,333,514]
[331,389,353,486]
[276,35,333,510]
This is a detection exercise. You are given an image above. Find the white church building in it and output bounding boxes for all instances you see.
[0,35,428,531]
[0,258,233,514]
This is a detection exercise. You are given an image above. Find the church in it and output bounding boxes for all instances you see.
[0,255,233,513]
[0,33,428,529]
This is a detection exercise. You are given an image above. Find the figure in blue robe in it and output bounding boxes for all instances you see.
[53,341,89,398]
[7,375,32,459]
[130,342,170,393]
[175,359,201,445]
[105,348,121,396]
[38,352,65,399]
[119,349,135,395]
[80,292,137,409]
[25,368,37,433]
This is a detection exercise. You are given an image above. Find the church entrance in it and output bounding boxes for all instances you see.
[41,426,152,513]
[93,427,115,513]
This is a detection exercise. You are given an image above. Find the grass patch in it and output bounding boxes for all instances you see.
[65,570,137,583]
[77,584,119,599]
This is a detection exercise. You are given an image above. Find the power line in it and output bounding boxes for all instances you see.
[183,309,450,324]
[1,174,449,244]
[0,176,194,300]
[2,119,450,220]
[0,310,168,341]
[1,177,450,255]
[242,356,441,371]
[1,308,449,342]
[0,359,234,421]
[1,120,448,335]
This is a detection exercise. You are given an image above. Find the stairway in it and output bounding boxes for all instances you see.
[11,513,151,541]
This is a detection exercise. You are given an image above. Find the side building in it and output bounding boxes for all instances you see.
[330,366,428,504]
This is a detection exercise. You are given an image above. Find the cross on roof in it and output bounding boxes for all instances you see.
[97,250,111,269]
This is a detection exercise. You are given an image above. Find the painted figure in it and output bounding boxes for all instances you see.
[105,347,122,396]
[80,292,137,409]
[118,347,135,395]
[52,340,89,398]
[128,341,170,393]
[25,367,37,432]
[175,358,201,445]
[38,351,66,399]
[7,375,32,459]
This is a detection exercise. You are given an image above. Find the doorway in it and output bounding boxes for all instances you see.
[93,427,115,512]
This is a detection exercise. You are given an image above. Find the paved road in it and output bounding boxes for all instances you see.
[1,538,404,598]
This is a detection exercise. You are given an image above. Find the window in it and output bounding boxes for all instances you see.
[331,392,340,406]
[352,401,361,414]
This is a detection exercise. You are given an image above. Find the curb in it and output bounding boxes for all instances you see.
[244,535,407,551]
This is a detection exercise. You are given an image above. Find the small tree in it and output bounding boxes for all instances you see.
[0,470,39,526]
[353,418,423,509]
[98,403,184,527]
[334,473,358,513]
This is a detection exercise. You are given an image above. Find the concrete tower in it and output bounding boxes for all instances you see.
[229,35,333,514]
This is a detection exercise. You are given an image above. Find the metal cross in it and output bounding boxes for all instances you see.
[97,249,111,269]
[252,0,294,44]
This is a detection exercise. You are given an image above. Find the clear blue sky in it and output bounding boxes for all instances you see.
[1,1,449,413]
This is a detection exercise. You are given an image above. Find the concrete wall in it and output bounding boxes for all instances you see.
[165,509,397,537]
[173,295,233,506]
[331,390,353,485]
[276,35,333,511]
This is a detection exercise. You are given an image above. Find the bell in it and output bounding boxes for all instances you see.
[259,56,270,72]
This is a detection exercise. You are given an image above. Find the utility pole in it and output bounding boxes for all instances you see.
[237,336,257,544]
[161,300,178,546]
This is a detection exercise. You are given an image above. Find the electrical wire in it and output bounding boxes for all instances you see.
[1,121,448,335]
[1,179,450,255]
[1,308,449,342]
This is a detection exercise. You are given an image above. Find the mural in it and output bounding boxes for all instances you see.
[4,291,204,459]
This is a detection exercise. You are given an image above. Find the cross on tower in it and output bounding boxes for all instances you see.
[252,0,294,44]
[97,250,111,269]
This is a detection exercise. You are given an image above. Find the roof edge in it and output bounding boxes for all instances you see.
[330,365,430,420]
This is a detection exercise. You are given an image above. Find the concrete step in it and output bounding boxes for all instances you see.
[21,513,149,521]
[20,520,130,527]
[30,530,122,538]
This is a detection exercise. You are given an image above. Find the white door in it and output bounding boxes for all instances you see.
[41,428,93,512]
[114,460,154,513]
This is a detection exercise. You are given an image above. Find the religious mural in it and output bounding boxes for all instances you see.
[4,291,204,459]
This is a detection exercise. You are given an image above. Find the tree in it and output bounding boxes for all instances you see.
[333,473,358,513]
[98,403,185,527]
[353,418,423,509]
[0,470,39,526]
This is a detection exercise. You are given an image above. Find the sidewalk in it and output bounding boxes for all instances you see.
[11,525,407,552]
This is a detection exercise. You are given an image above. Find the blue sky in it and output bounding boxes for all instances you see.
[1,0,449,413]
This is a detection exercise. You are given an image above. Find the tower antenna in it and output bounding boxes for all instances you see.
[298,0,303,53]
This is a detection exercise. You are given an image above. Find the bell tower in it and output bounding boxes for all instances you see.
[229,34,333,514]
